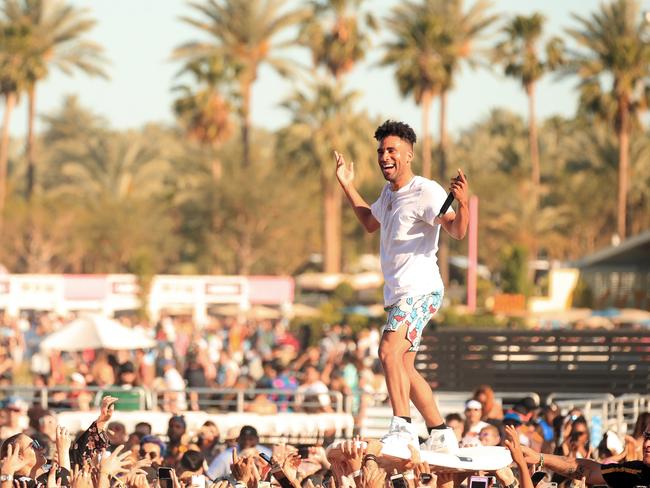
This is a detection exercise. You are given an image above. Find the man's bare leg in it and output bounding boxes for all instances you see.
[404,351,444,427]
[379,328,412,417]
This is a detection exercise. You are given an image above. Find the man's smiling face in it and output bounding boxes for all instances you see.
[376,135,413,188]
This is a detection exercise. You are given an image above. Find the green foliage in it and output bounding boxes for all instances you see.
[437,307,526,329]
[499,245,531,296]
[332,281,355,304]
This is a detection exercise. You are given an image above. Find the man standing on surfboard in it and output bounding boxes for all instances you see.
[335,120,469,459]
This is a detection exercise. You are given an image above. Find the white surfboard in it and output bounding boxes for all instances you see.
[420,446,513,472]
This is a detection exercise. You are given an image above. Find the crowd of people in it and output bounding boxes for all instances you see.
[0,387,647,488]
[0,312,387,426]
[0,312,649,487]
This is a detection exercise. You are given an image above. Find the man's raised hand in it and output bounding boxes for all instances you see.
[334,151,354,188]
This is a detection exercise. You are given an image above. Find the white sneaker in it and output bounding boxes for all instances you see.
[420,427,460,454]
[380,417,420,459]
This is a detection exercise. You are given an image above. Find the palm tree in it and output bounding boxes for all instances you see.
[567,0,650,238]
[298,0,375,273]
[2,0,108,200]
[50,130,170,203]
[402,0,496,284]
[175,0,307,168]
[300,0,375,80]
[279,80,376,274]
[381,0,445,179]
[173,56,234,180]
[0,17,30,219]
[494,13,563,213]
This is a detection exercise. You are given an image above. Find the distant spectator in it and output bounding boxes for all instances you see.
[194,420,222,463]
[296,365,333,413]
[461,399,489,447]
[0,397,27,439]
[206,425,271,480]
[140,434,165,467]
[178,450,207,484]
[479,424,502,447]
[445,412,464,443]
[472,384,504,422]
[107,421,127,450]
[162,359,187,412]
[117,361,137,387]
[165,415,190,466]
[184,349,207,411]
[626,412,650,461]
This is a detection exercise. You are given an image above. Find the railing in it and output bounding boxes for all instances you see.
[0,385,346,414]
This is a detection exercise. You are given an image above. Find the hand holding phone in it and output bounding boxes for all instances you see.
[390,474,408,488]
[158,467,174,488]
[468,476,489,488]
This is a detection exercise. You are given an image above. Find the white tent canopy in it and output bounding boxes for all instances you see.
[40,314,156,351]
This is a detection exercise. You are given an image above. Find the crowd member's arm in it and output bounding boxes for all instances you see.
[56,426,72,471]
[437,169,469,240]
[520,446,607,486]
[70,396,117,468]
[335,151,380,234]
[504,425,533,488]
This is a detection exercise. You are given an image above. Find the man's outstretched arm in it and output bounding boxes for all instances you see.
[520,446,607,486]
[335,151,380,233]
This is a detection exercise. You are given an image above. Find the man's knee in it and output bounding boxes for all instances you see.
[379,335,407,365]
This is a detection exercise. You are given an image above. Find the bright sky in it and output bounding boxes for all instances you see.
[7,0,635,138]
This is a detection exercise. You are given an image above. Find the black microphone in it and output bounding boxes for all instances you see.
[438,174,467,217]
[438,192,455,217]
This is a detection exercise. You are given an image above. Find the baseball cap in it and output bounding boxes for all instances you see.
[239,425,259,438]
[465,399,482,410]
[503,412,523,425]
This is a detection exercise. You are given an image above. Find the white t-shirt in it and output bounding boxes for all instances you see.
[370,176,451,306]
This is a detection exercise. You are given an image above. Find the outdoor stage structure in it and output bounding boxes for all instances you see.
[0,274,294,323]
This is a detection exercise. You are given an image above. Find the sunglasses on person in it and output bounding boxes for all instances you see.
[643,431,650,441]
[30,439,43,451]
[139,449,159,460]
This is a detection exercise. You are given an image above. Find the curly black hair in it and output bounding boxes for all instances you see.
[374,120,417,146]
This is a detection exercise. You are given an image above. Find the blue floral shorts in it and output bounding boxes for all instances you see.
[383,291,443,352]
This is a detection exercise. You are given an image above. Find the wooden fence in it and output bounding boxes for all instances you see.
[417,328,650,395]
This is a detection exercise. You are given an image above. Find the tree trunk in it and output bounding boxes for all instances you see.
[26,84,37,200]
[421,90,433,179]
[526,82,540,207]
[438,89,450,286]
[526,81,540,267]
[322,174,341,273]
[617,95,630,239]
[241,79,252,168]
[0,91,16,222]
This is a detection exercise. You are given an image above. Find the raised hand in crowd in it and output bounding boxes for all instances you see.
[45,462,61,488]
[359,460,385,488]
[270,456,301,488]
[504,425,533,488]
[127,473,150,488]
[70,463,93,488]
[340,437,367,478]
[230,448,261,488]
[1,444,28,482]
[55,425,72,471]
[97,396,118,432]
[98,444,131,488]
[413,461,436,488]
